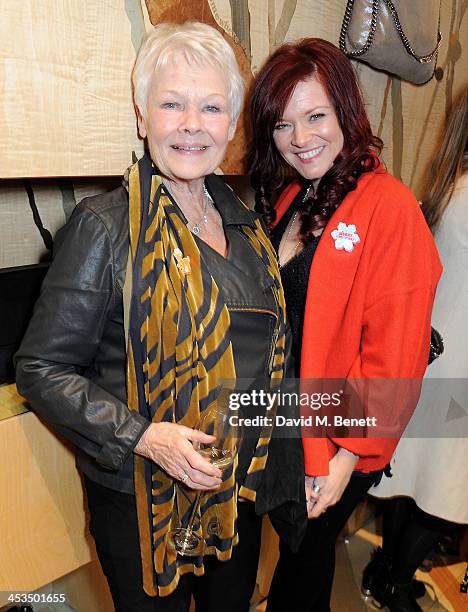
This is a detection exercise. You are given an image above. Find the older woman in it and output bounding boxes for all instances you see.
[15,22,287,612]
[247,38,442,611]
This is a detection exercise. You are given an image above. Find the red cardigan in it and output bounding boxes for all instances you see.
[272,168,442,476]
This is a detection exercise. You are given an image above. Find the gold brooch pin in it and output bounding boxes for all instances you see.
[173,248,191,275]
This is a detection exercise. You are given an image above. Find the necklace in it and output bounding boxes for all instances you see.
[286,211,299,242]
[191,186,213,236]
[163,182,214,235]
[279,210,301,267]
[278,185,312,266]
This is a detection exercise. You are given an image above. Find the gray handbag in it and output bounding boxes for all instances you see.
[339,0,442,84]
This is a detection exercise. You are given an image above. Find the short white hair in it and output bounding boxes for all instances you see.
[132,22,244,122]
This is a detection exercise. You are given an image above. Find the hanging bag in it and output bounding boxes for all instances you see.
[0,181,53,383]
[339,0,442,84]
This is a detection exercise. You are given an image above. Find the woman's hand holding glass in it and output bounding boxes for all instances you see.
[167,404,241,556]
[134,422,223,490]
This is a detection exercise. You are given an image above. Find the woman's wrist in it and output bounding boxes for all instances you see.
[336,447,359,466]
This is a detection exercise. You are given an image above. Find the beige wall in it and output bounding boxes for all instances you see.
[1,2,467,267]
[207,0,468,198]
[0,179,119,268]
[1,1,467,187]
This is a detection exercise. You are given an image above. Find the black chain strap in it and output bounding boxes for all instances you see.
[340,0,380,57]
[340,0,442,64]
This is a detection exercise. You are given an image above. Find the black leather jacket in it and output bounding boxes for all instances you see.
[15,175,285,494]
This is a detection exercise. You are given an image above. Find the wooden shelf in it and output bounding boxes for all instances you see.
[0,387,95,599]
[0,383,30,421]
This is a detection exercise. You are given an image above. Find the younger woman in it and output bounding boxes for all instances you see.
[247,38,442,610]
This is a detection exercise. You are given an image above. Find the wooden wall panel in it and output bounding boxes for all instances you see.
[148,0,467,196]
[0,0,466,196]
[0,1,144,178]
[212,0,468,196]
[0,409,95,595]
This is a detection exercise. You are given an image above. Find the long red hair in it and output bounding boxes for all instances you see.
[247,38,382,240]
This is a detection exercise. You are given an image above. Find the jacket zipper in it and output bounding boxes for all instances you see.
[228,305,279,375]
[228,306,277,318]
[268,326,280,375]
[233,231,281,375]
[268,281,281,375]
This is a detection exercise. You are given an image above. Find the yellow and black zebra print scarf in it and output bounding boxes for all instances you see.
[126,157,286,596]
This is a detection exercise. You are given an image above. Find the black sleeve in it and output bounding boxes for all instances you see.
[15,201,150,471]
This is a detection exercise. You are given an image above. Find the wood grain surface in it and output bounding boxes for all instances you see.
[0,405,95,596]
[0,0,467,193]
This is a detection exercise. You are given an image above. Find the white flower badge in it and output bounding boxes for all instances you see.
[331,222,360,253]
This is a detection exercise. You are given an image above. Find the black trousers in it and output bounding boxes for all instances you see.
[84,477,262,612]
[267,472,378,612]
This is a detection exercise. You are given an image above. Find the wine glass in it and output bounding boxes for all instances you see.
[168,402,241,557]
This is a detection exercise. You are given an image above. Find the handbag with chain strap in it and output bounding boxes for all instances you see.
[339,0,442,84]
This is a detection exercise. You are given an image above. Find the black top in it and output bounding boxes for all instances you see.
[270,193,320,375]
[192,197,279,487]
